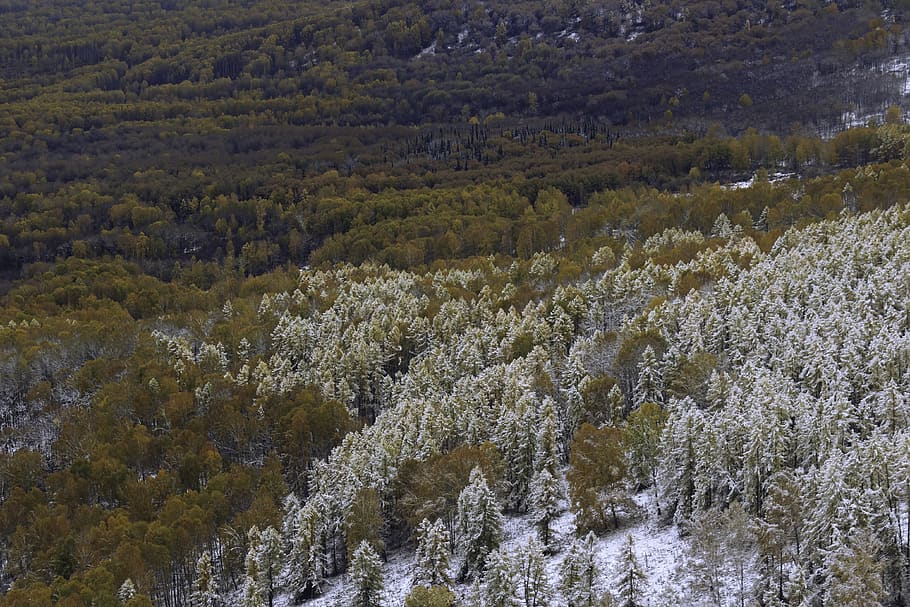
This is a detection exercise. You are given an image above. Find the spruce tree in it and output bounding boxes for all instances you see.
[634,346,662,408]
[560,532,602,607]
[241,527,265,607]
[351,540,384,607]
[118,579,136,605]
[518,539,553,607]
[414,518,451,588]
[457,467,504,580]
[613,534,646,607]
[483,547,520,607]
[529,468,561,548]
[189,552,219,607]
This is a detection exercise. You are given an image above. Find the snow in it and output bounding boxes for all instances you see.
[278,491,755,607]
[721,171,795,190]
[416,41,437,58]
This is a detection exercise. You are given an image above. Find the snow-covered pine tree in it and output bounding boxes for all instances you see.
[535,397,560,476]
[518,538,553,607]
[350,540,384,607]
[257,526,282,607]
[189,552,219,607]
[285,499,325,600]
[414,518,451,588]
[560,532,602,607]
[118,578,136,605]
[241,526,265,607]
[483,547,520,607]
[607,384,626,428]
[613,534,646,607]
[634,345,662,408]
[457,467,504,580]
[529,468,561,548]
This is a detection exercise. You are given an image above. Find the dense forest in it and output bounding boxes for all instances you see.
[3,0,910,605]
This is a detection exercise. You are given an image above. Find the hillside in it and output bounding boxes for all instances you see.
[3,1,910,606]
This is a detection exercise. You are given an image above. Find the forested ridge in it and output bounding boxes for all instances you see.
[3,0,910,605]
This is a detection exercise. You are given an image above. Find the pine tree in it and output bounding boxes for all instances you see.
[118,579,136,605]
[241,526,265,607]
[560,532,602,607]
[634,346,662,408]
[285,499,325,600]
[414,518,451,588]
[457,467,504,580]
[518,539,553,607]
[613,534,646,607]
[189,552,220,607]
[529,468,561,548]
[257,526,282,607]
[536,397,559,476]
[483,547,520,607]
[351,540,384,607]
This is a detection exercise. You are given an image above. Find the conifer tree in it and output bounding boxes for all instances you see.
[118,579,136,605]
[483,547,520,607]
[613,534,646,607]
[241,527,265,607]
[285,500,325,599]
[257,526,282,607]
[529,468,561,548]
[351,540,384,607]
[560,532,602,607]
[190,552,219,607]
[518,539,553,607]
[457,467,504,580]
[414,518,451,588]
[536,397,560,476]
[634,346,662,408]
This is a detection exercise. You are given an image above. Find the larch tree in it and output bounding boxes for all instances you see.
[517,538,553,607]
[529,468,561,548]
[560,532,603,607]
[241,527,265,607]
[613,534,646,607]
[257,526,282,607]
[350,540,384,607]
[457,467,504,580]
[567,423,630,532]
[189,552,219,607]
[483,547,520,607]
[634,345,663,408]
[414,518,451,588]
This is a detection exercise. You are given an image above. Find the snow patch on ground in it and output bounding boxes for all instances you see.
[275,492,757,607]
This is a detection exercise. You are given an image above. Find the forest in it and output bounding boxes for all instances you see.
[3,0,910,606]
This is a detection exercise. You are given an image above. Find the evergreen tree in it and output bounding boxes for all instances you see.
[529,468,561,548]
[241,527,265,607]
[613,534,646,607]
[634,346,662,408]
[518,539,553,607]
[351,540,384,607]
[257,526,282,607]
[190,552,220,607]
[118,579,136,605]
[285,499,325,599]
[457,467,504,580]
[414,518,451,588]
[483,547,520,607]
[536,397,560,476]
[560,532,603,607]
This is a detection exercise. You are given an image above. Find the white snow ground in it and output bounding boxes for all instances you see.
[271,491,757,607]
